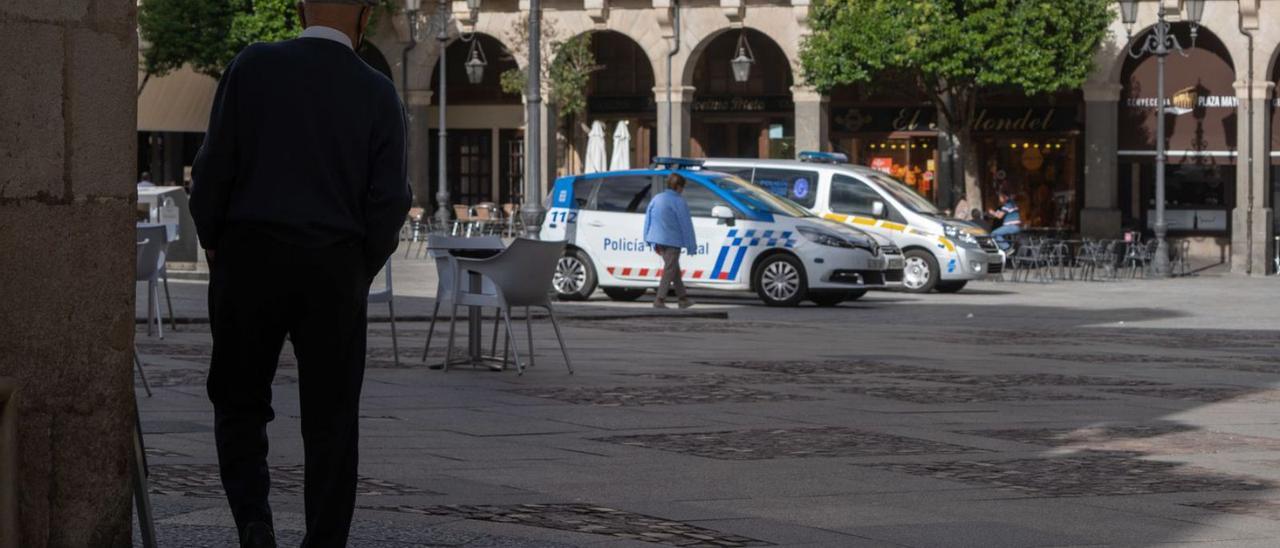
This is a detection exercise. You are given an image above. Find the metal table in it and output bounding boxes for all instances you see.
[430,237,507,370]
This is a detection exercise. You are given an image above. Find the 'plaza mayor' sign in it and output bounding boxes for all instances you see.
[832,106,1078,134]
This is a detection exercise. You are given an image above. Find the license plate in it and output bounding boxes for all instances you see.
[888,259,904,269]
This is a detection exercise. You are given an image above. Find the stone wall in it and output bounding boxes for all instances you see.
[0,0,138,545]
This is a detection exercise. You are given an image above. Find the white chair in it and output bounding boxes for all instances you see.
[420,235,504,366]
[136,226,175,338]
[368,257,400,368]
[447,239,572,375]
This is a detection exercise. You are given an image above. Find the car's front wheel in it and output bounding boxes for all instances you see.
[754,254,807,307]
[553,249,597,300]
[902,249,939,293]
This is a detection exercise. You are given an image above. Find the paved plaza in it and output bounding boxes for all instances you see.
[133,250,1280,547]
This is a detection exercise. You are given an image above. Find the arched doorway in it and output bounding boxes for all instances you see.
[689,28,794,159]
[428,33,522,209]
[1117,23,1235,236]
[574,31,657,171]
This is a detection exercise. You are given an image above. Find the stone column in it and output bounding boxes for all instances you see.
[792,86,829,154]
[1080,83,1123,239]
[1231,80,1275,275]
[406,90,433,208]
[0,0,137,545]
[655,86,694,157]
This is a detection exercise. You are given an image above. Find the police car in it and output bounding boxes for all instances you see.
[703,152,1003,293]
[538,158,904,307]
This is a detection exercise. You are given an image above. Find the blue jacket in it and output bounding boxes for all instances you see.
[644,189,698,255]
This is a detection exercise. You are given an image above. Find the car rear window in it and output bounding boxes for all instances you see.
[595,175,654,213]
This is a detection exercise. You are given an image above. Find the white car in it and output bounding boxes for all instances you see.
[703,153,1003,293]
[537,160,904,306]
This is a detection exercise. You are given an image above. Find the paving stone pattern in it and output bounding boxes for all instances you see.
[508,385,816,407]
[865,452,1273,496]
[137,368,297,388]
[961,425,1280,454]
[1004,352,1224,366]
[148,464,432,498]
[1183,499,1280,521]
[362,503,772,547]
[566,319,790,334]
[825,384,1101,404]
[697,359,945,376]
[883,373,1166,387]
[613,372,869,386]
[1099,386,1265,402]
[597,427,986,460]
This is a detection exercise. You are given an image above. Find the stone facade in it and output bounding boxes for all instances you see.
[372,0,1279,275]
[0,0,138,545]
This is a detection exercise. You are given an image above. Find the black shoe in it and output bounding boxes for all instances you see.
[240,521,277,548]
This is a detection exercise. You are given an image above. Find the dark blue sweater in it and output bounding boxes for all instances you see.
[191,36,411,274]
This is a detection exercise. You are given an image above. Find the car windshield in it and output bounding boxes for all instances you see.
[864,171,940,215]
[704,173,814,218]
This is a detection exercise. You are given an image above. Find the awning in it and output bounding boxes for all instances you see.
[137,65,217,133]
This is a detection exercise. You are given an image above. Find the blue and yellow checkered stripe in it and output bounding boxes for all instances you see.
[710,229,796,281]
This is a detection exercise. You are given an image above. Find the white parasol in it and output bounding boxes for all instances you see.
[583,120,608,174]
[609,120,631,171]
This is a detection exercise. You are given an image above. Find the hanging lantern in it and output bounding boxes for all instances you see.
[730,30,755,83]
[464,39,488,85]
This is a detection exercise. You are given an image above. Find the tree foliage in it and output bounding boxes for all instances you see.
[498,18,599,119]
[800,0,1111,203]
[139,0,394,81]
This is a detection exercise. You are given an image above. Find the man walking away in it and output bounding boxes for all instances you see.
[644,174,697,309]
[988,188,1022,250]
[189,1,411,546]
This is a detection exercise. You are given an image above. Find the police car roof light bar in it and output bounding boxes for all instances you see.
[650,157,705,170]
[798,151,849,164]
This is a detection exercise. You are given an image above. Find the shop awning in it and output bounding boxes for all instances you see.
[137,65,217,133]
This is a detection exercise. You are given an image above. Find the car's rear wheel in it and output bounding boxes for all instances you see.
[553,249,596,300]
[935,280,968,293]
[902,249,939,293]
[602,287,646,301]
[754,254,807,307]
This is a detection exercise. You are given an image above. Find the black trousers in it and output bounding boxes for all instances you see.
[207,233,369,547]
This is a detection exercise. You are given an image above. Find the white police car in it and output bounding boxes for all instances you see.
[537,159,903,307]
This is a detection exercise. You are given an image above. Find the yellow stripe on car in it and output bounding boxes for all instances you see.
[938,236,956,252]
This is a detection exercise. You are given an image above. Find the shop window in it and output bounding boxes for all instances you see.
[829,174,883,217]
[682,181,724,217]
[595,176,654,213]
[980,138,1078,229]
[854,138,937,202]
[752,168,819,208]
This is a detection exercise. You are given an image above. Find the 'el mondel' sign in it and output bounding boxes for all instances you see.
[832,106,1078,134]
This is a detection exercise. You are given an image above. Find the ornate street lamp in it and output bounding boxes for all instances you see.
[1119,0,1203,277]
[730,30,755,83]
[464,39,488,85]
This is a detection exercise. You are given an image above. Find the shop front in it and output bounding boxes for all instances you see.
[829,102,1083,229]
[1117,24,1236,240]
[688,29,795,159]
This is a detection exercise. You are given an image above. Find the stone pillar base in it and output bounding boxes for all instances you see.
[1231,207,1275,276]
[1079,207,1121,239]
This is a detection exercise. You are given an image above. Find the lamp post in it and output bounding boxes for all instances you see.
[521,0,544,237]
[1119,0,1203,277]
[406,0,485,228]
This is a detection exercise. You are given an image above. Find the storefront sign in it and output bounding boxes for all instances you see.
[869,157,894,173]
[692,96,794,113]
[831,106,1078,134]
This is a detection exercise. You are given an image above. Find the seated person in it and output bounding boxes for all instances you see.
[987,189,1022,250]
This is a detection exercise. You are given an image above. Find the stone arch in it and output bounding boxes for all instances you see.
[1106,20,1239,85]
[686,27,793,98]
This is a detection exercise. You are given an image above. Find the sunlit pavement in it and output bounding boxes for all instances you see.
[134,247,1280,547]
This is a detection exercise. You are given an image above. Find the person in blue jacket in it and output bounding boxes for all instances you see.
[644,174,698,308]
[988,188,1023,250]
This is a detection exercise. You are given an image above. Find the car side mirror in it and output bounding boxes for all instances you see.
[711,205,736,226]
[872,201,886,218]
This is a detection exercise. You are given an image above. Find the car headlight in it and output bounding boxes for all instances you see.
[943,224,979,246]
[797,226,876,253]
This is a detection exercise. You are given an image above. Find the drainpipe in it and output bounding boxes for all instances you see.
[1240,18,1256,274]
[666,0,681,157]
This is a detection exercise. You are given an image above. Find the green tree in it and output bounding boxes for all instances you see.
[499,18,599,120]
[800,0,1111,206]
[139,0,394,85]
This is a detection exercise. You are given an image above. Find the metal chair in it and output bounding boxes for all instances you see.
[502,203,522,237]
[452,205,473,236]
[368,258,400,367]
[473,203,498,236]
[136,226,175,337]
[447,239,572,375]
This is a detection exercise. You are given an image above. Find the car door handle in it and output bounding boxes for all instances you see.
[587,221,606,227]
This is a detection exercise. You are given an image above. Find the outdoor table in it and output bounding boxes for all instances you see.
[430,237,507,369]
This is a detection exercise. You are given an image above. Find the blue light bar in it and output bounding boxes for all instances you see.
[650,157,705,169]
[798,151,849,164]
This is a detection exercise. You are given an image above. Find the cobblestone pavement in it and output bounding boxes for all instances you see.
[132,262,1280,546]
